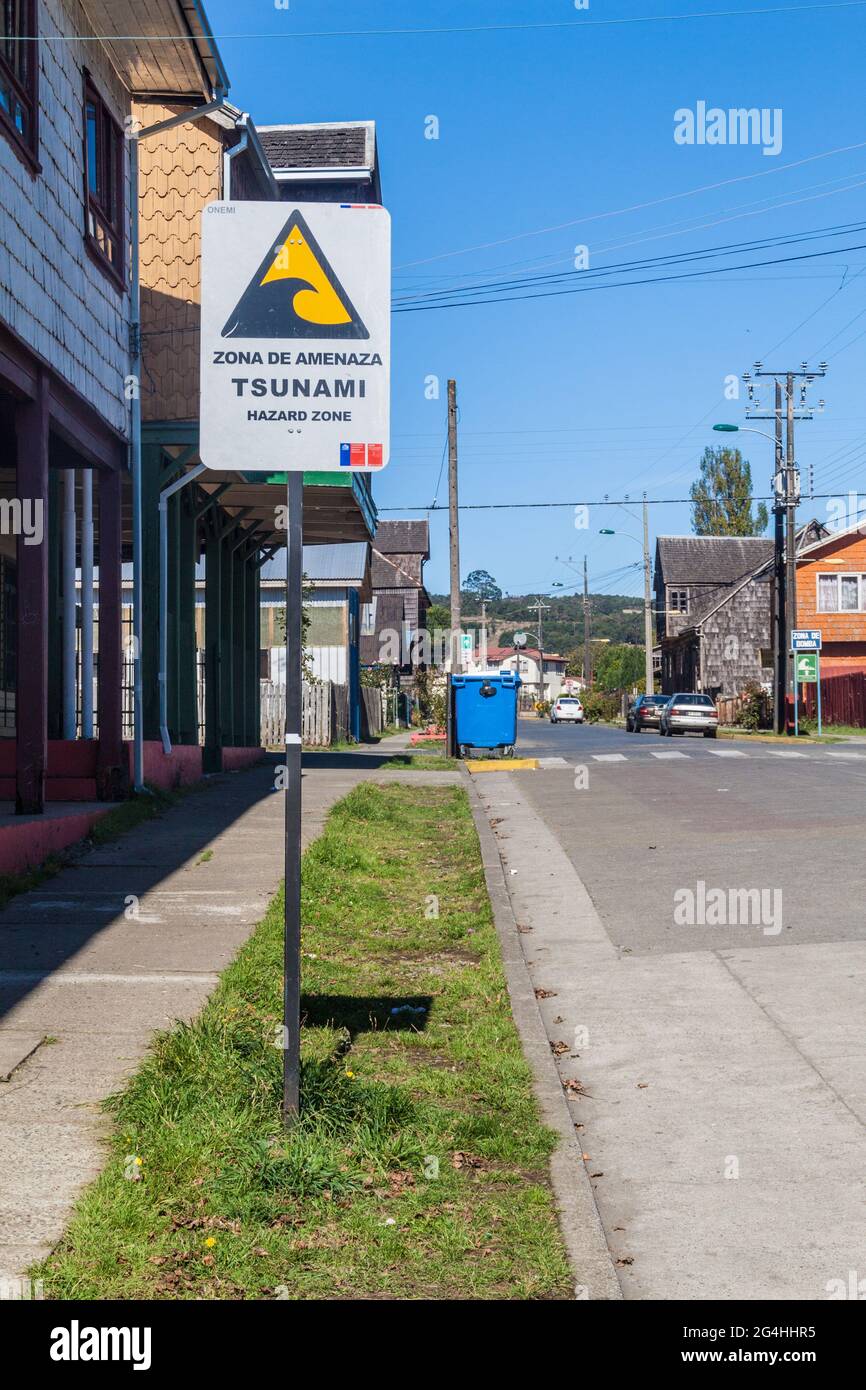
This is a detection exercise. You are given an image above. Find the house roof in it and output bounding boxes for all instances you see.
[374,520,430,558]
[655,535,774,586]
[257,122,376,172]
[487,646,567,665]
[796,514,866,558]
[81,1,229,99]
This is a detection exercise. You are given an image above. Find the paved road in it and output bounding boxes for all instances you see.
[473,717,866,1299]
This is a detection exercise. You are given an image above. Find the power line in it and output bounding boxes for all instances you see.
[394,220,866,306]
[397,138,866,270]
[392,240,866,314]
[45,3,864,44]
[380,492,857,513]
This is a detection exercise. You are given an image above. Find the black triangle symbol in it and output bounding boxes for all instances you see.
[221,210,369,340]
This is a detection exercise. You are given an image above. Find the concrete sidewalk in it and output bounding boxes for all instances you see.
[0,750,458,1283]
[470,768,866,1301]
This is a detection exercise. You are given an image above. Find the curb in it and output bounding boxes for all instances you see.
[461,766,623,1301]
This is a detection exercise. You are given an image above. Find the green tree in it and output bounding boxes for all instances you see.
[426,602,451,632]
[690,446,769,536]
[593,643,646,692]
[463,569,502,602]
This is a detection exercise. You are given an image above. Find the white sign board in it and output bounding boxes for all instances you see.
[200,201,390,472]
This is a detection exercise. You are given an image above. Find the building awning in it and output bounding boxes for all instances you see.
[79,0,229,99]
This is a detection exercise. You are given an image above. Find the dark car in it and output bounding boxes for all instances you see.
[626,693,670,733]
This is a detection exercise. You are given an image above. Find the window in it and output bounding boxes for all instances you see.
[816,573,866,613]
[84,75,125,284]
[360,598,377,637]
[669,589,689,614]
[0,0,38,167]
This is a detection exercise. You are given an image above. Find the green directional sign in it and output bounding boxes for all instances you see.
[796,651,818,684]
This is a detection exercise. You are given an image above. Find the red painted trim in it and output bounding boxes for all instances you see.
[0,806,113,878]
[15,369,49,815]
[0,319,127,471]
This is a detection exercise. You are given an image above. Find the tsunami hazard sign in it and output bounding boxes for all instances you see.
[200,201,390,472]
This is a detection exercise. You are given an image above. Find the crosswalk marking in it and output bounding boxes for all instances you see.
[538,756,569,768]
[823,750,866,759]
[650,750,689,759]
[705,747,747,757]
[767,750,807,758]
[592,753,628,762]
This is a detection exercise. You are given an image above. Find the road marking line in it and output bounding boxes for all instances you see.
[823,750,866,759]
[767,750,807,758]
[649,750,689,759]
[705,747,748,757]
[538,757,569,768]
[467,758,537,772]
[592,753,628,762]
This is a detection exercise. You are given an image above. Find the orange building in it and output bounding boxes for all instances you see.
[796,520,866,672]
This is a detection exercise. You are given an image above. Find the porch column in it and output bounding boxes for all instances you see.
[232,544,246,746]
[61,467,77,738]
[96,467,126,799]
[15,372,49,815]
[80,468,95,738]
[219,533,234,744]
[203,527,222,772]
[177,492,197,744]
[141,443,162,741]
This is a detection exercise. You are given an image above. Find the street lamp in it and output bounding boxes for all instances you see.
[599,526,654,694]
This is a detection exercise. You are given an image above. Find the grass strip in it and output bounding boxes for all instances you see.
[35,782,571,1301]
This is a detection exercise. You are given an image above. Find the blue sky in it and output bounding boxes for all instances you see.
[205,0,866,598]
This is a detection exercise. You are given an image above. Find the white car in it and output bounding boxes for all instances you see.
[550,696,584,724]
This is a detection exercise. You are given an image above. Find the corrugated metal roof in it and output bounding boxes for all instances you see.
[260,542,370,584]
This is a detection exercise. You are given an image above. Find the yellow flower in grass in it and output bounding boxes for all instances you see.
[344,1070,355,1079]
[204,1237,217,1248]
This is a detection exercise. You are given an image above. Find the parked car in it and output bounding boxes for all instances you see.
[626,693,670,733]
[659,692,719,738]
[550,696,584,724]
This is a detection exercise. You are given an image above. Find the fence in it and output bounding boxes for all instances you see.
[260,679,353,747]
[801,670,866,727]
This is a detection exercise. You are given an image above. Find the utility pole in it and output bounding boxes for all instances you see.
[785,374,797,713]
[583,556,591,686]
[480,597,488,666]
[447,379,462,673]
[527,597,551,700]
[643,494,653,695]
[773,379,786,735]
[745,361,827,734]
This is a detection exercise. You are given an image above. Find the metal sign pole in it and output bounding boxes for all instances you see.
[817,652,823,737]
[283,472,303,1123]
[794,657,799,739]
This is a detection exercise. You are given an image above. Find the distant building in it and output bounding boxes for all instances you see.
[654,528,829,695]
[483,645,567,702]
[359,521,431,676]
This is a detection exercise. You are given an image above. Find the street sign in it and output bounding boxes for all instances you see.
[796,651,818,683]
[791,629,822,650]
[200,201,390,472]
[460,632,473,654]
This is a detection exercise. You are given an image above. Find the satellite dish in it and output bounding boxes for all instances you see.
[513,631,528,648]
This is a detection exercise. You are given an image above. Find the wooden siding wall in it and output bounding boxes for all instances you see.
[135,101,223,423]
[0,0,131,434]
[701,576,773,696]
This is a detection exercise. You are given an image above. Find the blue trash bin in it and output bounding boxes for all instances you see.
[452,671,521,757]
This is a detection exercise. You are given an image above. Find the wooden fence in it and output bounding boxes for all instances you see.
[801,671,866,727]
[260,679,355,747]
